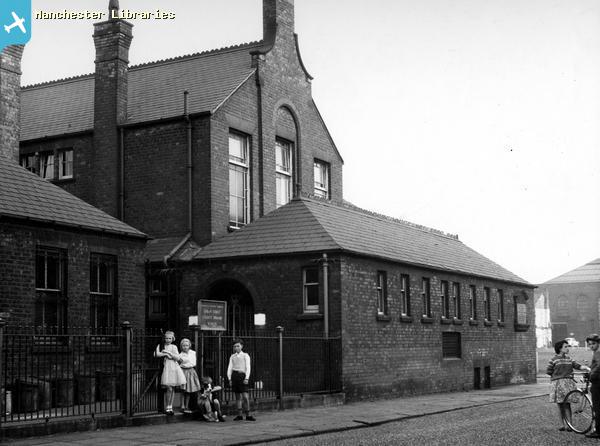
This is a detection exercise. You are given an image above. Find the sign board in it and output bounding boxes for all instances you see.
[198,300,227,331]
[516,303,527,325]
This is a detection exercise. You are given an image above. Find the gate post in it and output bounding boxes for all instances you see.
[0,318,5,428]
[276,326,284,410]
[121,321,132,417]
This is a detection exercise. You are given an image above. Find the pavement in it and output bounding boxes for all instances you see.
[4,377,550,446]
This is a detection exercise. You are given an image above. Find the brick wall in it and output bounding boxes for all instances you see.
[92,19,133,218]
[20,134,95,205]
[0,221,146,329]
[0,45,24,162]
[339,256,537,400]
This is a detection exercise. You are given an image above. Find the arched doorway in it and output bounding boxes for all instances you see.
[207,279,255,337]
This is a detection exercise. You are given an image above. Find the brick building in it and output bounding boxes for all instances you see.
[0,43,147,331]
[14,0,536,398]
[537,258,600,346]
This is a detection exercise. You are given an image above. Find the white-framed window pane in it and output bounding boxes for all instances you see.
[40,153,54,179]
[313,160,330,199]
[229,164,248,227]
[276,173,291,208]
[20,154,37,173]
[303,267,319,313]
[229,131,250,227]
[377,271,387,315]
[58,149,73,179]
[229,133,248,164]
[276,142,291,173]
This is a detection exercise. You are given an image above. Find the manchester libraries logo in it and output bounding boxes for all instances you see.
[0,0,31,51]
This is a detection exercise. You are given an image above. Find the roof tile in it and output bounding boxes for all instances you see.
[0,158,146,238]
[194,198,529,285]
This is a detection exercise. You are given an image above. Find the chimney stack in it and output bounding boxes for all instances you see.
[0,45,25,163]
[91,1,133,217]
[263,0,295,44]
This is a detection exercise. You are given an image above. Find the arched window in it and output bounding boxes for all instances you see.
[556,296,569,318]
[577,295,590,320]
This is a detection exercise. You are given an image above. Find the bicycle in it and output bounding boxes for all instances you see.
[564,372,595,434]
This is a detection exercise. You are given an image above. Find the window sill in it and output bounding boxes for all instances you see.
[52,177,75,185]
[453,318,463,325]
[469,319,479,326]
[376,314,391,322]
[296,313,323,321]
[484,320,493,327]
[421,316,435,324]
[440,317,453,325]
[514,323,530,332]
[497,321,506,327]
[400,315,413,323]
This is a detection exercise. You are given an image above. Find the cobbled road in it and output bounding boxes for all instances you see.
[262,395,595,446]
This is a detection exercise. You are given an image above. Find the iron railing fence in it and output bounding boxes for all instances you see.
[0,322,342,425]
[0,326,123,424]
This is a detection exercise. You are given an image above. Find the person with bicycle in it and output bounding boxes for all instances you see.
[547,339,590,432]
[585,334,600,439]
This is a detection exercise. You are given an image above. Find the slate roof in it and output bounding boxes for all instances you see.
[0,158,146,238]
[20,42,261,141]
[542,258,600,285]
[193,198,530,286]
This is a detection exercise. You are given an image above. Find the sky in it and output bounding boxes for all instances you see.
[19,0,600,284]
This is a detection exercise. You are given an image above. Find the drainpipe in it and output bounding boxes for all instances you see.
[254,60,265,217]
[322,253,329,339]
[119,128,125,220]
[184,91,193,234]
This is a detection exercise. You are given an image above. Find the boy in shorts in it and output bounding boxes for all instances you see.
[227,339,255,421]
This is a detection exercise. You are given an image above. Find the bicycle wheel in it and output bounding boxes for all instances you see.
[565,390,594,434]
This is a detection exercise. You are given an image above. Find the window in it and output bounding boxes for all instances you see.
[20,153,37,173]
[441,281,450,318]
[469,285,477,320]
[35,247,67,333]
[313,160,330,199]
[484,287,491,321]
[148,276,168,319]
[497,289,505,322]
[376,271,388,315]
[276,138,293,207]
[557,296,569,318]
[442,332,461,358]
[229,132,250,227]
[39,152,54,179]
[400,274,411,316]
[58,149,73,179]
[90,254,117,332]
[421,278,431,317]
[303,267,319,313]
[452,282,461,319]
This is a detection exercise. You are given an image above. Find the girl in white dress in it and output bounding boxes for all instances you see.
[154,331,186,414]
[178,338,201,413]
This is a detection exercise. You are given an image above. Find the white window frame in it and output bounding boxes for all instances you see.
[58,149,73,179]
[400,274,410,316]
[313,160,330,199]
[303,267,319,313]
[229,131,250,228]
[275,138,292,207]
[469,285,477,320]
[422,277,431,317]
[441,280,450,318]
[452,282,461,319]
[497,289,505,322]
[40,152,54,180]
[376,271,388,315]
[484,287,491,321]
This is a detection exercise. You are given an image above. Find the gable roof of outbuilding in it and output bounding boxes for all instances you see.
[192,197,530,286]
[20,42,261,141]
[0,158,146,238]
[542,258,600,285]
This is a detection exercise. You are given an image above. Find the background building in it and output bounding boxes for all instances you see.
[539,258,600,346]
